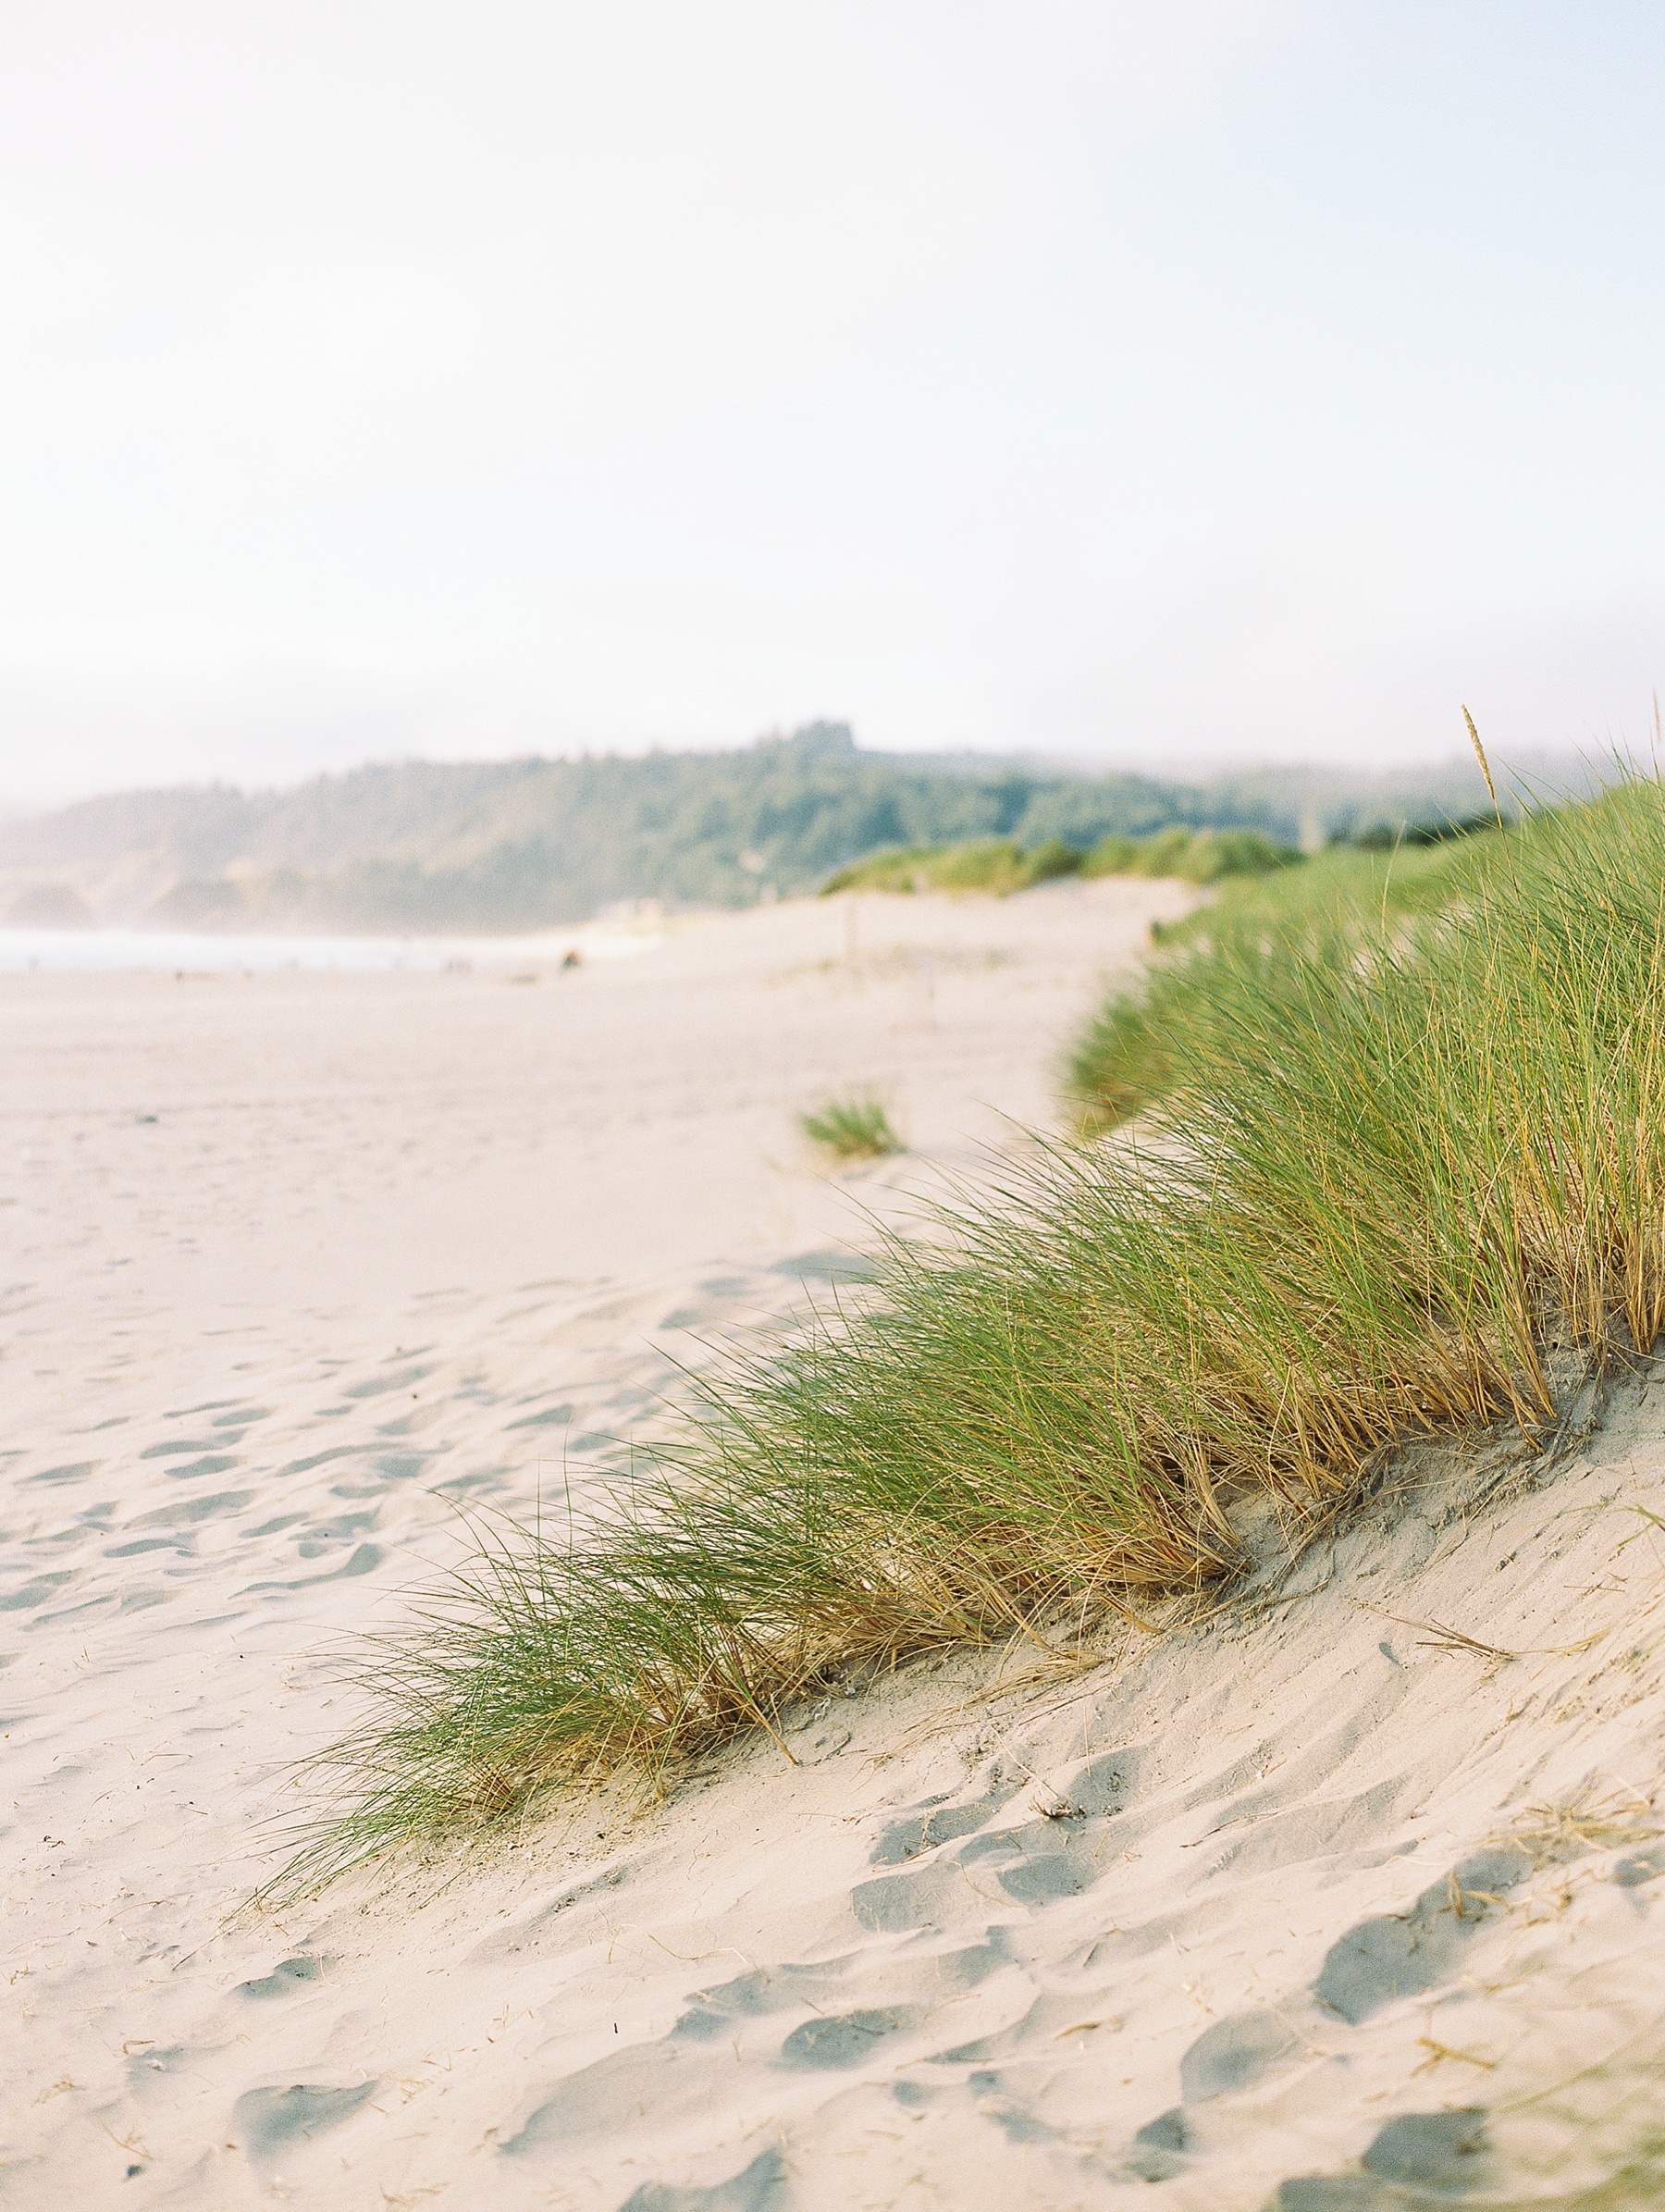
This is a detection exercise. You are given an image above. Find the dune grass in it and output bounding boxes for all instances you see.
[1063,826,1509,1131]
[1077,823,1299,884]
[821,825,1296,897]
[799,1095,903,1161]
[285,775,1665,1889]
[821,836,1068,896]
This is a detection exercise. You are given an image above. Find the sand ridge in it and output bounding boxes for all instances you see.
[5,880,1665,2207]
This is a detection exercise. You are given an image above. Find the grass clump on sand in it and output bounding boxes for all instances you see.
[1064,825,1507,1131]
[290,775,1665,1888]
[799,1095,903,1161]
[821,825,1296,897]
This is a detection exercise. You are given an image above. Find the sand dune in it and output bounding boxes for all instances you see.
[5,880,1665,2207]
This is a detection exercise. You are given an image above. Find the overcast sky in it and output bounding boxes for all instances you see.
[2,2,1662,802]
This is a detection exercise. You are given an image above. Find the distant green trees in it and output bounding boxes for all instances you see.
[0,720,1528,935]
[131,725,1271,931]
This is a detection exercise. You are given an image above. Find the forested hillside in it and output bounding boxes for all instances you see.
[0,722,1533,932]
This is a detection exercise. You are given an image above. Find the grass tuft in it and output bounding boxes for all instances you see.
[798,1095,903,1160]
[284,773,1665,1893]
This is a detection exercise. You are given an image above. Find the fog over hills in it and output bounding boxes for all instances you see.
[0,723,1571,933]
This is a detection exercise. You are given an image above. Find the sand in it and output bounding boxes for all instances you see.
[5,878,1665,2209]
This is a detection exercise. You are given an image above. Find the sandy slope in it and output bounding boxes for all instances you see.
[5,879,1665,2210]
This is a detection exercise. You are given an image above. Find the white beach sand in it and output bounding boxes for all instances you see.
[6,879,1665,2209]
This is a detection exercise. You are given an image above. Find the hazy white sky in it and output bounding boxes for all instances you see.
[3,1,1662,801]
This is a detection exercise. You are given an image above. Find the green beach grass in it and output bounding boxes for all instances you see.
[288,772,1665,1887]
[1063,823,1508,1131]
[799,1095,903,1162]
[820,823,1295,897]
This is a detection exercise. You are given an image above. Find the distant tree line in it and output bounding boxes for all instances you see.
[0,721,1553,933]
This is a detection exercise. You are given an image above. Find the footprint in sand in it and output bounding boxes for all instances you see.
[1270,2106,1495,2207]
[229,2078,380,2163]
[618,2144,791,2212]
[1312,1847,1533,2024]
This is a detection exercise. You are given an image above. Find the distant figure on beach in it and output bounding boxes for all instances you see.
[561,948,583,970]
